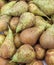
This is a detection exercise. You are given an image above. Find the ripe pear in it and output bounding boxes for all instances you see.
[33,0,54,15]
[0,34,5,47]
[34,44,45,59]
[16,12,35,33]
[14,33,22,48]
[35,16,51,28]
[45,49,54,65]
[1,1,16,15]
[26,60,43,65]
[10,1,28,16]
[29,3,50,20]
[0,15,11,32]
[11,44,35,63]
[40,24,54,49]
[20,16,51,46]
[10,17,19,32]
[0,57,8,65]
[0,28,16,58]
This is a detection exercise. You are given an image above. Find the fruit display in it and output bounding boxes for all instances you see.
[0,0,54,65]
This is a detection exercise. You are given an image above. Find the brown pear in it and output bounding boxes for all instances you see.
[10,17,19,32]
[14,33,22,48]
[0,28,16,58]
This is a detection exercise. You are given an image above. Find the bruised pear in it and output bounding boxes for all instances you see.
[14,33,22,48]
[40,24,54,49]
[45,49,54,65]
[0,34,5,47]
[11,44,35,63]
[33,0,54,15]
[16,12,35,33]
[20,16,51,46]
[1,1,16,15]
[0,57,8,65]
[10,17,19,32]
[0,15,11,32]
[34,44,45,59]
[0,28,16,58]
[26,60,43,65]
[0,0,6,9]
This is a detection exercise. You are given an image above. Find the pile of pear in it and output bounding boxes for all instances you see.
[0,0,54,65]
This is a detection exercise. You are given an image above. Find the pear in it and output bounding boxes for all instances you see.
[20,26,45,46]
[11,44,35,63]
[10,17,19,32]
[26,60,43,65]
[14,33,22,48]
[0,0,6,9]
[0,34,5,47]
[40,24,54,49]
[34,44,45,60]
[35,16,51,28]
[0,57,8,65]
[45,49,54,65]
[51,15,54,23]
[0,28,16,58]
[16,12,35,33]
[20,16,51,46]
[33,0,54,15]
[29,3,50,20]
[0,15,11,32]
[10,1,28,16]
[1,1,16,15]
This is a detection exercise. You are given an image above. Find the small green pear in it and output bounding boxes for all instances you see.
[35,16,51,29]
[33,0,54,15]
[10,1,28,16]
[16,12,35,32]
[0,28,16,58]
[29,3,50,20]
[11,44,35,63]
[1,1,16,15]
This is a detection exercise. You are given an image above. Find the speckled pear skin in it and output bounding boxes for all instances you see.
[11,44,35,63]
[16,12,35,33]
[0,15,11,32]
[1,1,28,16]
[33,0,54,15]
[29,3,50,19]
[1,1,16,15]
[40,24,54,49]
[35,16,51,29]
[10,1,28,16]
[0,28,16,58]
